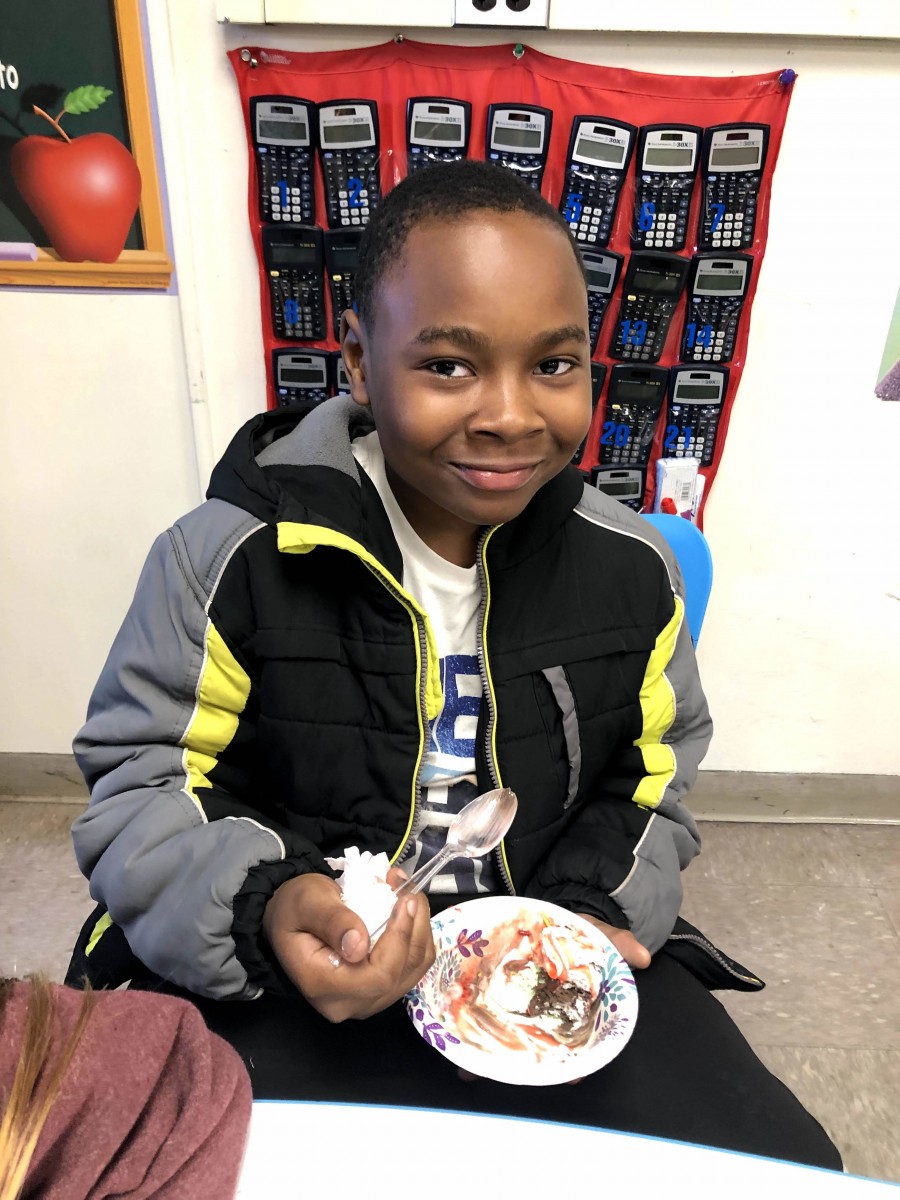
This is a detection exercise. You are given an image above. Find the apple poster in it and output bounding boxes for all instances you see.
[1,2,143,265]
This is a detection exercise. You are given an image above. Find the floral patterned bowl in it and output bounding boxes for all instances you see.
[405,896,638,1086]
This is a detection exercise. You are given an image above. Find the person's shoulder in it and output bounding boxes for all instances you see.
[164,498,271,596]
[571,483,677,581]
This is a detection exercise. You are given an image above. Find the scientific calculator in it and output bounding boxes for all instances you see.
[572,362,608,467]
[680,254,752,364]
[271,350,332,407]
[250,95,317,226]
[698,124,769,251]
[406,97,472,174]
[590,465,646,511]
[599,364,668,468]
[631,124,702,252]
[600,362,672,465]
[609,251,690,363]
[560,116,636,249]
[317,100,380,230]
[324,230,362,341]
[261,225,326,342]
[664,366,728,467]
[581,249,623,353]
[485,104,553,191]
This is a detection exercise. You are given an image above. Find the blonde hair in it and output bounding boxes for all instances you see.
[0,977,96,1200]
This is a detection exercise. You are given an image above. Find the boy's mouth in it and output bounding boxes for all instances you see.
[452,462,540,492]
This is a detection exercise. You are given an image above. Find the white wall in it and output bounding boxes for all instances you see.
[1,1,898,775]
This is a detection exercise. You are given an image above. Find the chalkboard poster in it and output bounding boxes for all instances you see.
[0,0,170,288]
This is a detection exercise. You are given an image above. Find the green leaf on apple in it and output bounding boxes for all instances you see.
[63,86,114,116]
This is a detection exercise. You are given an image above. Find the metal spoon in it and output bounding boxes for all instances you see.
[368,786,518,946]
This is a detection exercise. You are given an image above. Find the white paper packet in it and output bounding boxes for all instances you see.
[324,846,397,945]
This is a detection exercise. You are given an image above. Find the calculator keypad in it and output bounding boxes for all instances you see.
[632,176,694,251]
[699,174,760,250]
[667,405,720,466]
[328,272,356,340]
[258,147,315,225]
[599,401,661,467]
[407,147,466,174]
[488,152,545,191]
[587,293,613,353]
[269,272,325,341]
[609,297,678,363]
[680,297,744,364]
[562,168,625,249]
[322,151,380,229]
[276,385,330,407]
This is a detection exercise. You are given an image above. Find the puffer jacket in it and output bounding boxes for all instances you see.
[67,398,761,1001]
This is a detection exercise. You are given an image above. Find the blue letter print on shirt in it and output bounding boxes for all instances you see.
[432,654,481,759]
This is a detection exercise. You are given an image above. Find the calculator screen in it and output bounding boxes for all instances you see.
[330,245,360,271]
[675,383,721,400]
[616,380,658,402]
[695,271,742,293]
[322,123,372,145]
[632,268,681,296]
[494,126,542,150]
[585,266,613,291]
[598,480,639,496]
[281,366,326,384]
[709,145,761,168]
[575,136,626,166]
[270,243,317,266]
[259,119,307,141]
[413,120,462,142]
[645,147,693,167]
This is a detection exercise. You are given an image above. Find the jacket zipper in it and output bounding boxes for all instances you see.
[476,528,515,896]
[361,563,431,864]
[667,931,762,987]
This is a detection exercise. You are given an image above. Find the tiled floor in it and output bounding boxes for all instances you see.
[1,801,898,1183]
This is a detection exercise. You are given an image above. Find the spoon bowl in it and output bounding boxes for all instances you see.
[368,787,517,946]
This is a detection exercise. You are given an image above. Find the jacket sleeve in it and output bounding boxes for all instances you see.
[533,546,711,954]
[71,501,331,1001]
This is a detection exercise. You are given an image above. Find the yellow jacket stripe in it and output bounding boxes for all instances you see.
[632,595,685,809]
[182,621,252,802]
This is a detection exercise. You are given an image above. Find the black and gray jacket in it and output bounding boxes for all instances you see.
[68,398,760,1001]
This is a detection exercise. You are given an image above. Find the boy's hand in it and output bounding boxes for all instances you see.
[263,870,435,1022]
[576,913,651,969]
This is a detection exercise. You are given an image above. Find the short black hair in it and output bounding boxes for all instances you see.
[354,160,585,326]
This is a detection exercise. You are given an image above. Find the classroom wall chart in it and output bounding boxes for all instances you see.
[229,40,795,522]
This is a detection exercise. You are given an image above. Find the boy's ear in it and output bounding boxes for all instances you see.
[339,309,371,409]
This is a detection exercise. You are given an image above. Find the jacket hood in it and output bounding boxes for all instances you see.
[206,397,586,568]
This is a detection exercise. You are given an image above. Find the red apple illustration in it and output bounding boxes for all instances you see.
[11,86,141,264]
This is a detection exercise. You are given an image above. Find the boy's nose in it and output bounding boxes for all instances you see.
[470,379,545,441]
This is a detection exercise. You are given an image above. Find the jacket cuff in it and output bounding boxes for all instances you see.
[231,857,334,996]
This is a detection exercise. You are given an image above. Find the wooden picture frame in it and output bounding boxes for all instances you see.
[0,0,172,289]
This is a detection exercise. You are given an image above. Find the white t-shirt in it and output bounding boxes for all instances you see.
[351,431,498,895]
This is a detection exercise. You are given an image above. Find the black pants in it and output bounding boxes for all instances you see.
[159,955,841,1172]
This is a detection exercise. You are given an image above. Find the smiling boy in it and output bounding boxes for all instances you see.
[67,162,840,1169]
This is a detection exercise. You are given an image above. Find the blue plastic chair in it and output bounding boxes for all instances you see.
[641,513,713,646]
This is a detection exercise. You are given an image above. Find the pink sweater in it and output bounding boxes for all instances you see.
[0,983,252,1199]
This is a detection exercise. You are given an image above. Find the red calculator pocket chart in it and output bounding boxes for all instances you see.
[229,41,794,524]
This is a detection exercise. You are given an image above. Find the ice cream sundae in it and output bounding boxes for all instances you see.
[445,912,606,1062]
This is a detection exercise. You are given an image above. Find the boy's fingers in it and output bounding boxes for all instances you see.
[293,879,369,964]
[576,914,652,970]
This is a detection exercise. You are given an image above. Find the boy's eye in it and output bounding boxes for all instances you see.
[425,360,472,379]
[535,358,576,377]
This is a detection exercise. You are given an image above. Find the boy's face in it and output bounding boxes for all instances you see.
[342,211,591,566]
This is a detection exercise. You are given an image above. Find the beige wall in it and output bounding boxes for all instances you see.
[1,1,898,773]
